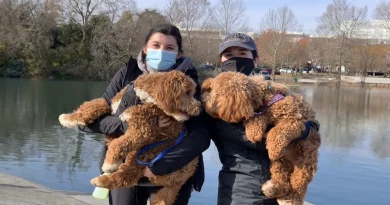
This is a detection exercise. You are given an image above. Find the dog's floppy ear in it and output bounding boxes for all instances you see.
[216,86,254,123]
[154,71,194,113]
[201,78,213,93]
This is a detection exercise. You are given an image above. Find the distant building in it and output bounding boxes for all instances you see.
[341,20,390,44]
[354,20,390,44]
[285,32,307,43]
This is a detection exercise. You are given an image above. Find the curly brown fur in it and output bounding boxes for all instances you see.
[134,70,201,122]
[59,86,128,145]
[92,142,198,205]
[201,72,259,123]
[58,83,128,129]
[201,72,321,205]
[100,103,184,172]
[58,98,112,128]
[91,103,199,205]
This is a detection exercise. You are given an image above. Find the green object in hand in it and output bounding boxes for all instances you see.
[92,173,110,200]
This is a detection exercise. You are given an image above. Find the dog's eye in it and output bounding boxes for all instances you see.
[186,91,191,96]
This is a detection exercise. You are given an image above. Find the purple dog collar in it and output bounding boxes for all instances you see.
[253,94,285,116]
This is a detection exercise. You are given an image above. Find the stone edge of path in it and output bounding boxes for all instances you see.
[0,171,107,205]
[0,171,314,205]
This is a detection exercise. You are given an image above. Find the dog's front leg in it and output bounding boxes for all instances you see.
[244,115,269,143]
[266,120,305,161]
[59,98,111,128]
[262,159,293,199]
[92,152,144,190]
[102,133,136,173]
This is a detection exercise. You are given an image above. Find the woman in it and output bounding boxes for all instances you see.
[208,33,319,205]
[79,24,210,205]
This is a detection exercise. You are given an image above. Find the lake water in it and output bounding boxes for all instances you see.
[0,78,390,205]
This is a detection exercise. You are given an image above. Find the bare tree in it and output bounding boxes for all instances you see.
[212,0,246,35]
[375,1,390,31]
[258,6,300,81]
[164,0,211,57]
[317,0,368,77]
[165,0,210,30]
[60,0,104,53]
[103,0,136,22]
[164,0,182,26]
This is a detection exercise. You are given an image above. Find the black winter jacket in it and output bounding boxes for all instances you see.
[207,115,319,205]
[79,56,210,192]
[207,114,278,205]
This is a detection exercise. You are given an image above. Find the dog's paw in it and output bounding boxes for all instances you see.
[90,177,104,187]
[262,180,289,198]
[268,149,283,161]
[262,180,285,198]
[262,180,277,197]
[102,163,119,173]
[59,114,83,128]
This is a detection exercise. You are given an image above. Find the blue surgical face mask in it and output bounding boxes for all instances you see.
[145,48,178,71]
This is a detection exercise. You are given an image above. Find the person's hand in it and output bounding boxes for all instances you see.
[158,115,172,128]
[292,119,320,143]
[143,167,156,178]
[309,119,320,131]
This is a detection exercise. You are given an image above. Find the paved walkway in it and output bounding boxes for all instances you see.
[0,171,313,205]
[0,171,107,205]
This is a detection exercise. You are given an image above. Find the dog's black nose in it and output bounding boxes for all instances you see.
[122,100,128,107]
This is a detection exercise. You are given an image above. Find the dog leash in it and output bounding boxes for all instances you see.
[292,121,318,142]
[136,127,187,166]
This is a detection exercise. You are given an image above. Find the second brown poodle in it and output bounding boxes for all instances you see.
[201,72,321,205]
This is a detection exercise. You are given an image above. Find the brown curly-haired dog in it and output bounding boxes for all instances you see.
[59,70,201,205]
[201,72,321,205]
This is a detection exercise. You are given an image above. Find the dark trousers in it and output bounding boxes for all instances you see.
[108,178,193,205]
[99,145,193,205]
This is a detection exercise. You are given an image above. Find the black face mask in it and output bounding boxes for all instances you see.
[220,57,255,76]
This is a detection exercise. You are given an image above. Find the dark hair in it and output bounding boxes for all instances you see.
[251,50,259,59]
[141,24,183,62]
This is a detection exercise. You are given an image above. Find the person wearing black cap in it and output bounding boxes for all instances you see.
[206,33,319,205]
[218,33,260,75]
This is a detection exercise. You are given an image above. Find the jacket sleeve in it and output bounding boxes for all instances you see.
[78,115,128,135]
[218,120,268,151]
[212,118,320,151]
[78,67,128,135]
[148,112,211,175]
[102,67,128,105]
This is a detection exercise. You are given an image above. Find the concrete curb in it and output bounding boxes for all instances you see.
[0,171,107,205]
[0,171,313,205]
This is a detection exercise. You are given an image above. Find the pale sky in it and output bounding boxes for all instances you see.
[133,0,383,34]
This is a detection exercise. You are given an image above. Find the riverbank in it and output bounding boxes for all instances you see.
[272,74,390,88]
[0,171,107,205]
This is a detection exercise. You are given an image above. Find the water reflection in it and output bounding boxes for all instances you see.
[288,86,390,157]
[291,85,390,205]
[0,78,389,205]
[0,78,108,191]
